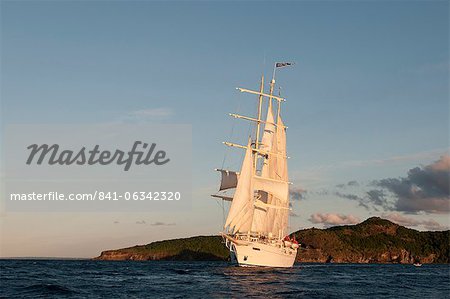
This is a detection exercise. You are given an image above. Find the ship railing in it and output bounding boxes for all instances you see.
[233,232,285,246]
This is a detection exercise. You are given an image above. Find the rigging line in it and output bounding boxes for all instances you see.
[212,197,226,227]
[243,113,253,166]
[234,94,249,168]
[222,199,225,226]
[213,197,224,214]
[221,92,242,170]
[248,96,259,142]
[262,51,266,75]
[219,91,243,227]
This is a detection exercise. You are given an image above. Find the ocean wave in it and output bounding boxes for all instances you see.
[17,283,78,296]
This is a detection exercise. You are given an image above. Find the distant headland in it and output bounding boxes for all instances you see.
[95,217,449,264]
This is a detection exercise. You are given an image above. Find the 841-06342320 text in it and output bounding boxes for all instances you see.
[9,191,182,201]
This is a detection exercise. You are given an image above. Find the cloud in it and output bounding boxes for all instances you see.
[366,189,388,208]
[420,220,447,231]
[151,222,175,226]
[334,191,371,210]
[309,213,360,227]
[348,180,359,187]
[336,180,359,189]
[290,187,307,201]
[130,108,173,118]
[381,212,421,226]
[132,221,176,226]
[381,212,447,231]
[293,149,448,189]
[315,189,329,196]
[373,155,450,214]
[335,191,363,202]
[335,155,449,214]
[334,189,388,211]
[120,108,173,123]
[290,211,300,218]
[342,149,449,168]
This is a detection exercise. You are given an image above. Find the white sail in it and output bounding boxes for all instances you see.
[250,101,290,236]
[269,114,289,237]
[260,101,276,155]
[254,199,290,210]
[224,140,254,233]
[275,115,288,183]
[255,112,289,237]
[262,154,278,234]
[251,102,276,233]
[253,176,289,201]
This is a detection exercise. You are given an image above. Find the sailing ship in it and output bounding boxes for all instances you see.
[212,63,299,267]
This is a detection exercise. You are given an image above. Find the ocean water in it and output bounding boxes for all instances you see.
[1,260,449,298]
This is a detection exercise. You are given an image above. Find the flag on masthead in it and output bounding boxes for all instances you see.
[276,62,294,68]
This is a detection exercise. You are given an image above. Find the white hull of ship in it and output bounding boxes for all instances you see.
[228,240,297,268]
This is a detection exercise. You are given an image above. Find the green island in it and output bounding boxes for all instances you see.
[95,217,449,264]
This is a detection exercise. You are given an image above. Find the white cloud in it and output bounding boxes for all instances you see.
[309,213,360,227]
[381,212,447,231]
[129,108,173,118]
[341,148,450,168]
[151,222,176,226]
[117,107,173,124]
[302,148,449,176]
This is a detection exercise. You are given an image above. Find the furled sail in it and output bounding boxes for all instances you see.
[211,194,233,201]
[224,140,254,233]
[216,169,239,191]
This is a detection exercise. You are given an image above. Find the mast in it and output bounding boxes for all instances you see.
[271,64,281,121]
[270,64,276,103]
[254,75,264,171]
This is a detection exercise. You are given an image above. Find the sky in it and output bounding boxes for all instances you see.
[0,0,449,258]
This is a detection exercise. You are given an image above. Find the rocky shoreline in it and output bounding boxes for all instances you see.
[95,217,449,264]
